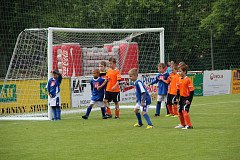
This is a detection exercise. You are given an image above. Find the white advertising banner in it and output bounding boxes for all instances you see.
[71,73,159,107]
[71,77,91,107]
[203,70,232,96]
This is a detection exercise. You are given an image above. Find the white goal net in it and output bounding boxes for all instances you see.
[0,27,164,120]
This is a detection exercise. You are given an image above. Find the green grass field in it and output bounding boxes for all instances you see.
[0,94,240,160]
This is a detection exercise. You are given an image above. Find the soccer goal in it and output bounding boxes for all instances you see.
[0,27,164,120]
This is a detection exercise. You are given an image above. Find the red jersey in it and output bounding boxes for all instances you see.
[177,76,194,97]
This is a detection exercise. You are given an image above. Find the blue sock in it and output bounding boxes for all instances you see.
[56,106,61,120]
[52,106,57,120]
[143,114,153,126]
[101,107,106,117]
[86,106,92,117]
[156,101,161,115]
[135,112,143,125]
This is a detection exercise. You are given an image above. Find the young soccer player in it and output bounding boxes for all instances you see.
[47,70,62,120]
[161,64,180,117]
[128,68,153,129]
[148,63,169,116]
[99,61,107,78]
[175,65,194,129]
[82,69,108,119]
[98,57,122,119]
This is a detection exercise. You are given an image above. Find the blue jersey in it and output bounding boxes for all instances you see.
[166,66,171,74]
[90,77,105,101]
[134,80,151,105]
[47,75,62,98]
[151,72,169,95]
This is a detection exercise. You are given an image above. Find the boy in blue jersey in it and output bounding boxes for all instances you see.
[47,70,62,120]
[148,63,169,117]
[128,68,153,129]
[82,69,108,119]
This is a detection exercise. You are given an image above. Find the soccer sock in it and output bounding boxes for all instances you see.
[115,109,120,117]
[101,107,106,117]
[143,114,153,126]
[156,101,161,115]
[182,110,192,126]
[106,107,112,115]
[165,102,170,114]
[178,112,185,126]
[52,106,57,120]
[86,106,92,117]
[167,104,174,115]
[173,104,178,115]
[56,106,61,120]
[135,112,143,125]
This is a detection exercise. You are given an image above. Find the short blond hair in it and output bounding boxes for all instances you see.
[128,68,138,76]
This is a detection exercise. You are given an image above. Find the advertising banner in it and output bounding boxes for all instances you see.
[231,70,240,94]
[187,74,203,96]
[203,70,232,96]
[0,79,70,114]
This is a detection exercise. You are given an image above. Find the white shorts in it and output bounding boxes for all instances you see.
[157,95,167,102]
[90,100,105,107]
[49,93,61,107]
[134,103,149,112]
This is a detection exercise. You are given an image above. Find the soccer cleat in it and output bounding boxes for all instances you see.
[174,124,185,129]
[165,114,172,117]
[114,116,119,119]
[154,114,160,117]
[102,116,108,119]
[172,115,179,117]
[106,114,112,118]
[182,125,193,130]
[133,123,143,127]
[82,115,88,119]
[146,125,154,129]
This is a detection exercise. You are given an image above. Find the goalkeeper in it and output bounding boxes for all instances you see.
[47,70,62,120]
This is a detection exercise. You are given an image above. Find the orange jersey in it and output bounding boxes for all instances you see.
[167,73,180,95]
[106,68,122,92]
[177,76,194,97]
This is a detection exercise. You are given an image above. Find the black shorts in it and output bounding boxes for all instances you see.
[178,96,191,113]
[167,94,177,105]
[105,91,120,102]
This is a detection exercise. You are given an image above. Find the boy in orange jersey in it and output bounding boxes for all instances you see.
[161,64,179,117]
[175,65,194,129]
[98,57,122,119]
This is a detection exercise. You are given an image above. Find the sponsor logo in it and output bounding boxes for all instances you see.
[210,73,223,80]
[40,83,48,99]
[0,84,17,102]
[233,70,240,80]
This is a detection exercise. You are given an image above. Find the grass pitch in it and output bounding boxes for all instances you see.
[0,94,240,160]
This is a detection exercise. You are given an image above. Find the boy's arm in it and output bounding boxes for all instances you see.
[148,75,158,86]
[97,79,108,90]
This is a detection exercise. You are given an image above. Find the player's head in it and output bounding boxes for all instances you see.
[52,70,60,79]
[179,64,189,77]
[109,57,117,69]
[92,69,100,78]
[158,63,166,73]
[178,61,186,68]
[171,64,178,74]
[99,61,107,71]
[128,68,138,81]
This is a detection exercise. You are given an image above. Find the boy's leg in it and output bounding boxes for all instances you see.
[99,101,107,119]
[52,106,57,120]
[182,103,193,127]
[134,106,143,126]
[141,105,153,128]
[175,98,186,128]
[166,94,174,116]
[155,95,163,116]
[56,106,61,120]
[113,92,120,118]
[82,103,94,119]
[104,91,112,117]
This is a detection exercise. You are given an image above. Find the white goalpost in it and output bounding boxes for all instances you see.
[0,27,164,120]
